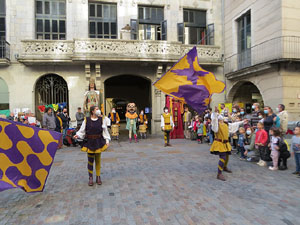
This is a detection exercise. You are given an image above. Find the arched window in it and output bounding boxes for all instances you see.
[35,74,68,119]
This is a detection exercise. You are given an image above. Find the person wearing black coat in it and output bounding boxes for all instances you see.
[59,108,71,139]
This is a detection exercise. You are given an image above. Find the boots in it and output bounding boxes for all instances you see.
[88,176,93,186]
[223,167,232,173]
[134,134,138,143]
[217,173,226,181]
[96,176,102,185]
[129,138,132,143]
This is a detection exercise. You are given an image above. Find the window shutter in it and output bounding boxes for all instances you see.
[161,20,167,41]
[177,23,184,44]
[130,19,139,40]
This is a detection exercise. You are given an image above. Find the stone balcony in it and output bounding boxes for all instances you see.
[0,40,10,66]
[18,39,222,65]
[225,36,300,80]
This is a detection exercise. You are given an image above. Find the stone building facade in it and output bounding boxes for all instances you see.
[0,0,224,133]
[224,0,300,120]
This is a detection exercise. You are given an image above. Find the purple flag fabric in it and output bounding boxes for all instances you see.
[154,47,225,113]
[0,118,62,193]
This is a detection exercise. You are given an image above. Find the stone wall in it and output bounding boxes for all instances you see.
[224,0,282,57]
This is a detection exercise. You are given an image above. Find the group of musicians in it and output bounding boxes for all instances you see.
[108,107,148,138]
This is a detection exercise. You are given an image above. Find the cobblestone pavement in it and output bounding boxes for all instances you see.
[1,136,300,225]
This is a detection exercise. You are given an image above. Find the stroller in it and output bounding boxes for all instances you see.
[63,128,80,147]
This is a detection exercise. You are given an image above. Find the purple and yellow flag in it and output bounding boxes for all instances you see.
[0,118,62,193]
[154,47,225,113]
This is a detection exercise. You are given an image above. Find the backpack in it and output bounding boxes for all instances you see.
[278,138,291,159]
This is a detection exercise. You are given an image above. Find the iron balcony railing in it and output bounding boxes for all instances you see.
[0,40,10,60]
[225,36,300,74]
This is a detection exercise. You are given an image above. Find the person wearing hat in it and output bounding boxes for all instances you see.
[210,107,246,181]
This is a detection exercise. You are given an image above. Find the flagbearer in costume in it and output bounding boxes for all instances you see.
[108,107,120,126]
[211,107,245,181]
[74,106,110,186]
[138,109,148,139]
[161,107,175,147]
[126,103,138,143]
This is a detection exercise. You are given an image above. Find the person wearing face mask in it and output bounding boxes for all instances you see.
[263,106,278,139]
[161,107,175,147]
[210,107,246,181]
[108,107,120,127]
[277,104,288,136]
[244,127,258,162]
[59,107,71,141]
[251,103,260,117]
[74,106,110,186]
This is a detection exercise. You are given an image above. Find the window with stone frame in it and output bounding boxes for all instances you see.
[178,9,209,45]
[35,0,66,40]
[0,0,5,41]
[132,5,166,41]
[88,2,117,39]
[237,11,251,68]
[237,12,251,53]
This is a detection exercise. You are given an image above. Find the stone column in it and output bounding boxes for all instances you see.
[95,63,105,115]
[85,63,91,91]
[152,64,165,134]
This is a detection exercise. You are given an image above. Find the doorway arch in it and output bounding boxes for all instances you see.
[228,81,264,113]
[104,75,152,128]
[35,74,69,120]
[0,77,9,110]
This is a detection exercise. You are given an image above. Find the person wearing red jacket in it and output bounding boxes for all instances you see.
[255,122,269,166]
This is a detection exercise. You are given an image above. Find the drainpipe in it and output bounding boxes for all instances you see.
[221,0,227,103]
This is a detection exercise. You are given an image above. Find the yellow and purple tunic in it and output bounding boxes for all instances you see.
[210,112,243,155]
[210,122,231,154]
[139,114,148,128]
[76,117,110,154]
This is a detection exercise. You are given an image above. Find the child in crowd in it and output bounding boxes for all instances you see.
[194,117,204,144]
[237,127,247,160]
[244,127,258,161]
[292,126,300,177]
[206,118,213,145]
[269,127,281,170]
[255,122,269,166]
[190,116,197,141]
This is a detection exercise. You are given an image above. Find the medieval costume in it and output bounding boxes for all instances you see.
[161,109,175,147]
[165,96,184,139]
[183,108,192,139]
[210,112,243,181]
[76,116,110,186]
[126,103,138,143]
[138,111,148,139]
[108,109,120,126]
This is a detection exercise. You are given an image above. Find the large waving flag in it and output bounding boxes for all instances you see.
[154,47,225,113]
[0,118,62,193]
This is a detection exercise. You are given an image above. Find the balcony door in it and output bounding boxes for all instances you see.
[131,6,166,41]
[237,12,251,69]
[0,0,6,58]
[178,9,211,45]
